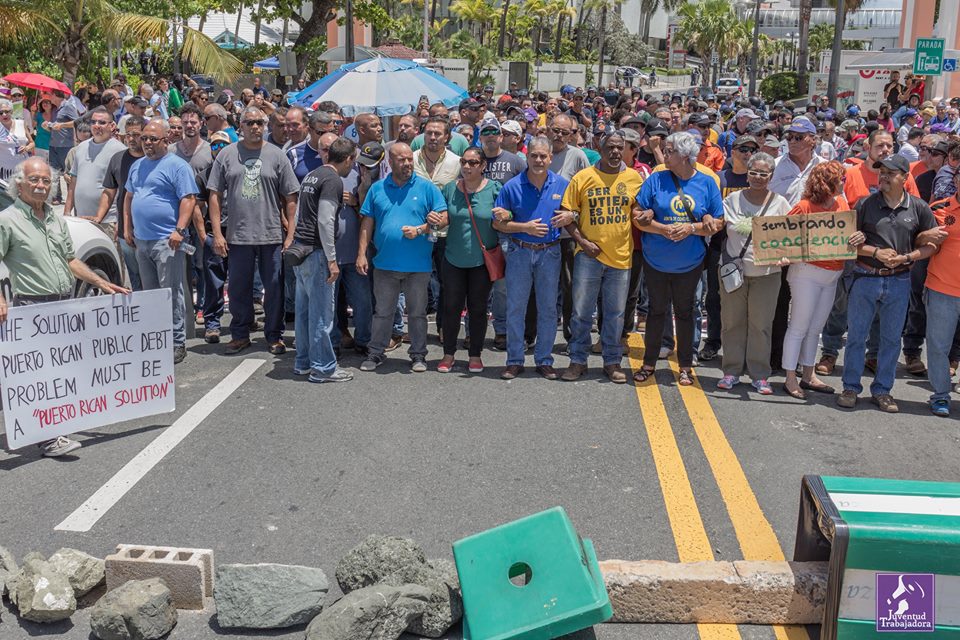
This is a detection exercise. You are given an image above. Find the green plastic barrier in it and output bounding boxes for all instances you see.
[795,475,960,638]
[453,506,612,640]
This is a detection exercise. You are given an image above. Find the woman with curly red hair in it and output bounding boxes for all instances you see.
[782,161,865,399]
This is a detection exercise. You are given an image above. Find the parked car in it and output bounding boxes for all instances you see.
[190,74,216,95]
[0,181,124,302]
[715,77,744,99]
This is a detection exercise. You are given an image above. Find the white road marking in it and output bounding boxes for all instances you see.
[55,358,266,532]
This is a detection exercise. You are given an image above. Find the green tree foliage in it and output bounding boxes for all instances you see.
[760,71,799,101]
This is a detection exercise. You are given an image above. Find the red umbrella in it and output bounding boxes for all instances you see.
[2,72,72,95]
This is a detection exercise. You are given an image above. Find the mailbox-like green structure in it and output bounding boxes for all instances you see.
[795,475,960,638]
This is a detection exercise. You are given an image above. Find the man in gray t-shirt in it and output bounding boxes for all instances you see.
[169,139,213,176]
[69,107,126,223]
[206,107,300,354]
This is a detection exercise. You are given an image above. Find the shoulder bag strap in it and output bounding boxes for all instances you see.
[736,191,775,259]
[460,180,489,251]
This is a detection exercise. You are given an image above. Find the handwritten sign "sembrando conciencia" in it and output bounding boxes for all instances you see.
[751,210,858,266]
[0,290,175,449]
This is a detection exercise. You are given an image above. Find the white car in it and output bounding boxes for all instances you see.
[0,181,124,302]
[715,77,744,99]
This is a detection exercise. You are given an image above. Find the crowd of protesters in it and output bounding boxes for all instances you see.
[2,67,960,454]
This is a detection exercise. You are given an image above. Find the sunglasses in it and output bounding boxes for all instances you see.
[204,114,219,120]
[480,129,500,136]
[747,170,771,178]
[211,142,228,151]
[735,146,758,154]
[785,134,809,142]
[551,127,572,136]
[460,158,482,167]
[242,119,266,127]
[140,135,163,143]
[0,110,11,116]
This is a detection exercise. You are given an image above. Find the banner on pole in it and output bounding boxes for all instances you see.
[751,210,857,266]
[0,290,175,449]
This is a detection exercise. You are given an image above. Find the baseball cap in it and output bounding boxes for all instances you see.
[271,88,283,97]
[785,118,817,135]
[622,115,646,127]
[840,119,860,132]
[687,113,708,126]
[932,140,952,155]
[733,134,759,148]
[522,107,538,122]
[846,104,860,116]
[459,97,483,111]
[619,128,642,146]
[501,120,523,137]
[763,135,780,148]
[873,155,911,173]
[479,119,501,134]
[561,84,575,95]
[357,141,385,168]
[209,131,232,144]
[736,108,760,120]
[905,107,919,118]
[645,118,669,137]
[634,99,647,109]
[483,85,494,92]
[938,101,949,109]
[931,123,953,134]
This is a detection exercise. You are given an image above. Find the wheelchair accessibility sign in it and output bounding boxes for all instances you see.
[944,58,957,73]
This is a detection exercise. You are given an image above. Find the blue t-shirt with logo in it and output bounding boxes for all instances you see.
[636,170,723,273]
[360,173,447,273]
[288,140,323,183]
[495,170,569,244]
[125,154,199,241]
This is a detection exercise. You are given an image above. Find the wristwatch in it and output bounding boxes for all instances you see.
[175,227,189,236]
[416,226,424,236]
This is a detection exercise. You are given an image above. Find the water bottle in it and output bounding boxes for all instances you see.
[180,242,196,256]
[427,225,439,243]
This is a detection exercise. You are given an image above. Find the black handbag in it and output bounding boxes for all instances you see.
[282,242,315,268]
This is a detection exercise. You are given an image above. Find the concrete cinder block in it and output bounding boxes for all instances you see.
[598,559,828,625]
[105,545,214,610]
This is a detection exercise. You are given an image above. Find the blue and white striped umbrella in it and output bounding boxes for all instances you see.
[291,57,468,117]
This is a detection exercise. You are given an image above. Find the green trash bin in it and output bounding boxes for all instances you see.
[453,506,613,640]
[794,475,960,638]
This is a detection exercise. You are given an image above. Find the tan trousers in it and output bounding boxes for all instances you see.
[719,270,782,380]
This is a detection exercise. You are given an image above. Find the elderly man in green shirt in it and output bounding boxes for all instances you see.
[0,156,129,456]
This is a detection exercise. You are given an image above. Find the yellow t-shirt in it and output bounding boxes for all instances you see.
[562,166,645,269]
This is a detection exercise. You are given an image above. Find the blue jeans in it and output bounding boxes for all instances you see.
[505,241,561,366]
[331,263,373,348]
[822,265,880,358]
[294,252,338,376]
[925,288,960,402]
[135,238,185,347]
[201,235,228,331]
[569,252,629,366]
[841,268,911,396]
[228,243,284,343]
[120,240,142,291]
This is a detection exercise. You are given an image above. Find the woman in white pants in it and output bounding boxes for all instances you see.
[782,161,865,399]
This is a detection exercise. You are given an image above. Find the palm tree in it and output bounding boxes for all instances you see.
[676,0,737,87]
[450,0,497,46]
[826,0,867,108]
[638,0,685,42]
[523,0,551,57]
[796,0,812,96]
[496,0,511,56]
[551,0,576,62]
[0,0,243,87]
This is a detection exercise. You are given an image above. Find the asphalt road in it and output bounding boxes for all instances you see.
[2,314,959,640]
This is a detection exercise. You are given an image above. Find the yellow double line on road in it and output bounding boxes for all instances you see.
[627,335,807,640]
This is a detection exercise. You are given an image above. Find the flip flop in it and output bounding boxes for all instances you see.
[800,380,835,394]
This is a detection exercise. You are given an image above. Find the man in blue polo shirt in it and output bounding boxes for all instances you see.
[357,142,447,372]
[492,136,574,380]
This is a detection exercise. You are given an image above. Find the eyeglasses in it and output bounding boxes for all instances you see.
[169,125,183,130]
[242,119,266,127]
[125,132,142,139]
[25,176,52,185]
[140,135,163,143]
[747,170,771,178]
[460,158,482,167]
[551,127,572,136]
[735,146,757,154]
[0,110,11,116]
[204,114,219,120]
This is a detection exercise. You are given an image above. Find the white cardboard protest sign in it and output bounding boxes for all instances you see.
[0,290,175,449]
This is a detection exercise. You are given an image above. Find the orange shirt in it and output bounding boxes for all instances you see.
[787,195,852,271]
[910,160,928,179]
[844,162,919,208]
[926,196,960,297]
[697,141,726,174]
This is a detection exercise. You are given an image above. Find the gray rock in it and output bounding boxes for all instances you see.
[305,583,431,640]
[214,563,328,629]
[90,578,177,640]
[14,558,77,623]
[380,559,462,637]
[0,546,17,598]
[8,551,44,605]
[335,535,428,593]
[48,548,105,597]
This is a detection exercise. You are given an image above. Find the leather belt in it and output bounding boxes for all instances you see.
[13,292,72,305]
[855,260,910,276]
[512,238,559,251]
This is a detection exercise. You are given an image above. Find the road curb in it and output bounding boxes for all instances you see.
[599,560,828,624]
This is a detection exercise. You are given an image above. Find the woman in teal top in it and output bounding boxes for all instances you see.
[438,147,502,373]
[33,98,54,154]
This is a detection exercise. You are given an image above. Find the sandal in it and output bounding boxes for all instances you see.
[783,383,807,400]
[678,369,694,386]
[633,366,656,383]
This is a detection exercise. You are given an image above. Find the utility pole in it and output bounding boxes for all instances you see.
[826,0,846,109]
[748,0,761,96]
[423,0,429,57]
[345,0,355,63]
